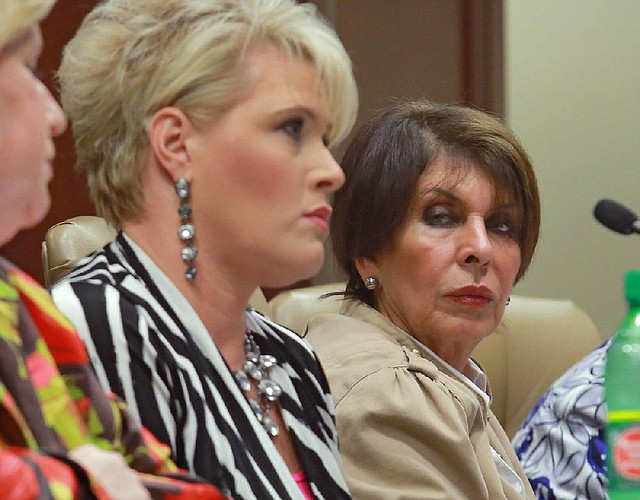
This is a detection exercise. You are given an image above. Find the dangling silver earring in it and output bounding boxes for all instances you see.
[506,296,511,305]
[364,276,378,290]
[175,177,197,281]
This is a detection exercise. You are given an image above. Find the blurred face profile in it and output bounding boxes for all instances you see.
[187,43,345,288]
[360,161,522,368]
[0,26,67,246]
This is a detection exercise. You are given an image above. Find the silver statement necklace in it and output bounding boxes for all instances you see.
[234,332,283,437]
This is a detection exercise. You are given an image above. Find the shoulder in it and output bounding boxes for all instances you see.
[306,309,410,367]
[51,237,145,308]
[307,312,472,414]
[50,244,148,341]
[248,308,317,359]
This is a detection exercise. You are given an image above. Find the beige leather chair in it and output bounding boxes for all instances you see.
[42,215,117,288]
[42,215,270,313]
[269,282,603,438]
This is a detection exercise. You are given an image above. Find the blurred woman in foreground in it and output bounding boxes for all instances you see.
[306,98,540,499]
[0,0,222,498]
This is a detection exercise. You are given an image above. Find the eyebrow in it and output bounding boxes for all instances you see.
[416,187,458,202]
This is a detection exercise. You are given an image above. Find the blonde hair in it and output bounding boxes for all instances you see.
[0,0,56,48]
[59,0,358,227]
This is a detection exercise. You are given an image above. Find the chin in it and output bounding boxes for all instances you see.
[297,251,325,279]
[445,316,496,342]
[27,199,51,229]
[263,254,324,289]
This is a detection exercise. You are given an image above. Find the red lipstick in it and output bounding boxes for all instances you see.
[446,286,494,307]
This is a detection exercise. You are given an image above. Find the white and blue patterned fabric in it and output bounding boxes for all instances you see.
[512,339,611,500]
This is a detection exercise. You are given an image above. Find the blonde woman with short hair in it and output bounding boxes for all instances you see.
[52,0,358,497]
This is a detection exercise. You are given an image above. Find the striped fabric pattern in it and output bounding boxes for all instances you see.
[51,233,349,500]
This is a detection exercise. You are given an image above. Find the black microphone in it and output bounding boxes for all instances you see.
[594,199,640,235]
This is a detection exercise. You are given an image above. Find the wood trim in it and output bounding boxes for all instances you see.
[461,0,504,115]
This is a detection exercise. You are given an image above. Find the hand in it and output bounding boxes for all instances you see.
[69,444,151,499]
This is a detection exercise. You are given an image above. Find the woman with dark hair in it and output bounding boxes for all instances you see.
[306,98,540,499]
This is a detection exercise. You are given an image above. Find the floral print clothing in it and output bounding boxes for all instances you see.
[0,257,223,499]
[512,339,611,499]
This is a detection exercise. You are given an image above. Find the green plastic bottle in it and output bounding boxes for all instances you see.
[606,269,640,499]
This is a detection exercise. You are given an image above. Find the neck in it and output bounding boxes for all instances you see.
[123,219,256,370]
[126,160,261,369]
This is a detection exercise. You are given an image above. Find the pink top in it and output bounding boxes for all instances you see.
[292,470,314,499]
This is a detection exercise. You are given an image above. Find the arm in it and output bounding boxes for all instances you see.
[335,365,493,500]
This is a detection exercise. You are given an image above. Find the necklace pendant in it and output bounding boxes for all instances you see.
[244,360,264,381]
[235,331,282,438]
[259,379,283,402]
[260,354,277,369]
[235,370,251,392]
[247,351,260,365]
[249,400,264,422]
[263,415,280,437]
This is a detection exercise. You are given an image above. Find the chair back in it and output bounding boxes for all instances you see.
[42,215,117,288]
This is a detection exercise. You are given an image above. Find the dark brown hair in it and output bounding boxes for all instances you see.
[332,98,540,306]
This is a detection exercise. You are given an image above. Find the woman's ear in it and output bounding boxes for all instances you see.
[147,106,193,181]
[354,256,379,283]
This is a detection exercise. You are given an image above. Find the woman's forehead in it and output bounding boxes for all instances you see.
[417,159,519,206]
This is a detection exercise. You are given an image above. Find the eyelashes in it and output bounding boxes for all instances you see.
[421,205,519,238]
[486,217,519,238]
[280,118,303,140]
[422,206,457,228]
[278,117,331,148]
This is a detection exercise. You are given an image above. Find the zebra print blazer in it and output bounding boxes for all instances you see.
[51,233,350,500]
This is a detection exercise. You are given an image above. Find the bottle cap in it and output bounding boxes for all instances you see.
[624,269,640,304]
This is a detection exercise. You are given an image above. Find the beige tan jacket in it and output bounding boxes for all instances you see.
[305,299,535,500]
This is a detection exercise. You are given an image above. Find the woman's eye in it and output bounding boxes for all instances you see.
[487,216,518,238]
[280,118,304,140]
[422,207,458,228]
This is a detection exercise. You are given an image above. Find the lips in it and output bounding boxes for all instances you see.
[446,286,494,307]
[305,205,332,231]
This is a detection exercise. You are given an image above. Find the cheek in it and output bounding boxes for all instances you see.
[225,145,301,201]
[385,236,445,288]
[251,167,306,214]
[496,244,522,286]
[407,234,453,273]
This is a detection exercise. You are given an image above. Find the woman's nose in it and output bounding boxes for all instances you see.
[315,148,345,193]
[42,83,67,138]
[460,216,492,267]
